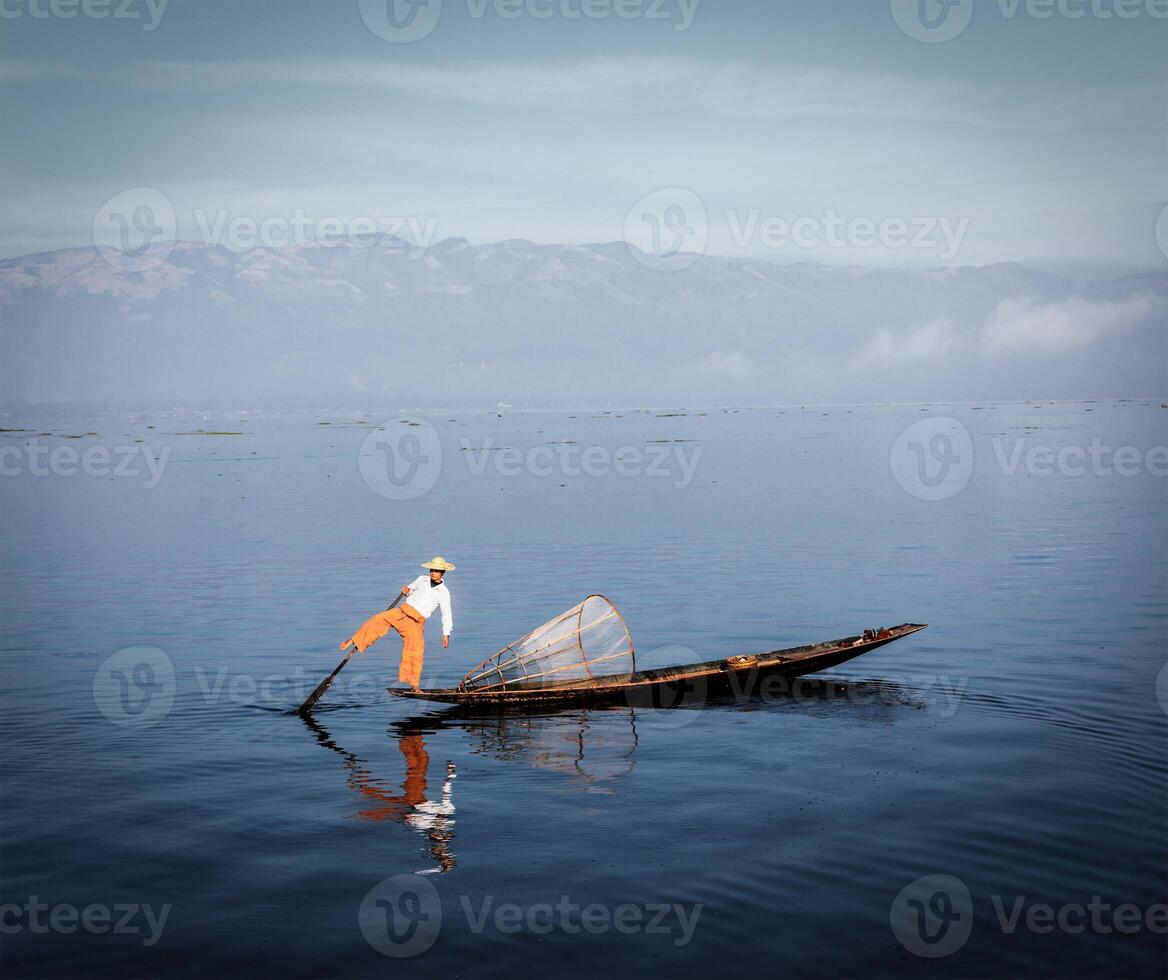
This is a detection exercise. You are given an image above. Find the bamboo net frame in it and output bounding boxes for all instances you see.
[460,595,636,691]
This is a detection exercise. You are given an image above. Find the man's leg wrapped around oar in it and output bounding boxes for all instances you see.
[342,603,427,689]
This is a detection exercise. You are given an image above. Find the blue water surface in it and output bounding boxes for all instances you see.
[1,402,1165,978]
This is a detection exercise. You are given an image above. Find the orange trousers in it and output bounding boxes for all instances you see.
[346,603,426,687]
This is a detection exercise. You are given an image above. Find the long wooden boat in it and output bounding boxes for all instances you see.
[389,623,927,707]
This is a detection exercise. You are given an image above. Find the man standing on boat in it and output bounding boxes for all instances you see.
[340,557,454,693]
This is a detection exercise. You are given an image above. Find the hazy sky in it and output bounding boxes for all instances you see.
[2,0,1166,273]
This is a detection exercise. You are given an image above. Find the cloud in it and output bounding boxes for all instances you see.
[843,292,1161,374]
[3,53,1159,271]
[849,316,960,370]
[1,56,696,108]
[3,56,1155,132]
[980,294,1161,353]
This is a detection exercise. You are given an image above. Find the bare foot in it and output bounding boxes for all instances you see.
[410,686,422,694]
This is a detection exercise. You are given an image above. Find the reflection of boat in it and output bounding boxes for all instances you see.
[300,677,921,866]
[300,714,457,873]
[453,708,638,788]
[384,703,641,789]
[390,623,928,707]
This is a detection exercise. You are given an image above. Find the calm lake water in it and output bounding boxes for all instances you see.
[1,402,1165,978]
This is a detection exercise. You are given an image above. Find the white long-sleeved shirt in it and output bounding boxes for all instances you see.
[403,575,453,637]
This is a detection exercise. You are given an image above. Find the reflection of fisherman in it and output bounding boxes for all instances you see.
[403,757,457,874]
[301,716,457,873]
[353,732,456,875]
[340,557,454,693]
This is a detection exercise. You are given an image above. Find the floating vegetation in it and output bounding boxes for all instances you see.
[648,439,694,443]
[0,428,28,433]
[656,412,686,417]
[60,432,99,439]
[174,430,244,436]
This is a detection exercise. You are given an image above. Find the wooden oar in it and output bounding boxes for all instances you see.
[298,593,403,714]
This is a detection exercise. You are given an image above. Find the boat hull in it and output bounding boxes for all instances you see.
[389,623,927,708]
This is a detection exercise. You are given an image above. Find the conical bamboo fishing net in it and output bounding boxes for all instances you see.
[460,595,635,691]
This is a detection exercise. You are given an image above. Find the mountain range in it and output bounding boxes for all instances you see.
[1,236,1163,408]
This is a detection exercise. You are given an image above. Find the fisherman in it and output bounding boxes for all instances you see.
[340,557,454,693]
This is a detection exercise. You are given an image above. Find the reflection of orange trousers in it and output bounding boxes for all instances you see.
[346,603,426,687]
[353,733,429,822]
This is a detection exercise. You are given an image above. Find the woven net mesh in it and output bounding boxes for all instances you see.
[461,595,635,691]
